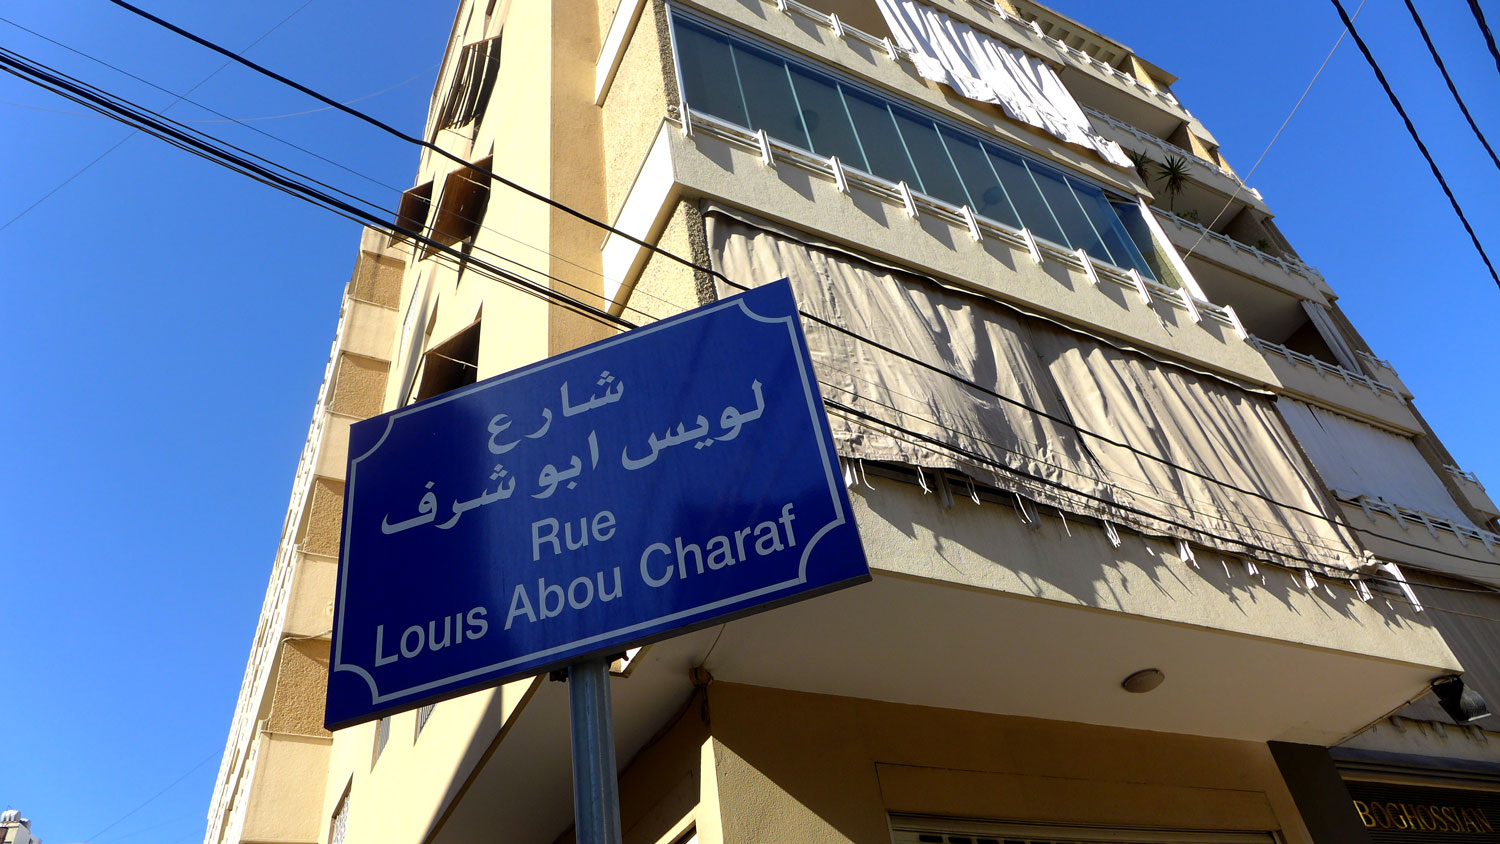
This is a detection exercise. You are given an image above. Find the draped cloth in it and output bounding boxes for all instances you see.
[1279,400,1475,527]
[875,0,1133,168]
[707,207,1369,571]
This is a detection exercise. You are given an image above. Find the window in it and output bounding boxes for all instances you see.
[435,37,501,131]
[425,156,492,256]
[415,704,434,738]
[392,181,432,243]
[328,786,350,844]
[671,14,1161,280]
[415,317,481,401]
[372,715,391,765]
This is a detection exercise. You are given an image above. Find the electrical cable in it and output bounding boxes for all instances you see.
[83,748,220,842]
[1181,0,1364,262]
[0,16,679,329]
[1330,0,1500,289]
[1404,0,1500,171]
[0,46,632,338]
[1470,0,1500,81]
[826,400,1500,610]
[13,24,1498,572]
[0,0,317,236]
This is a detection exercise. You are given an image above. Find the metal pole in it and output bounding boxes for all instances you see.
[567,657,623,844]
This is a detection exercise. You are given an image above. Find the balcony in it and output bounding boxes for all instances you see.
[1086,107,1259,208]
[1340,495,1500,588]
[1250,336,1420,433]
[1155,207,1321,285]
[618,110,1273,383]
[204,231,400,844]
[1445,465,1500,521]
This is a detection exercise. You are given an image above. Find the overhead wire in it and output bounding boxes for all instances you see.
[0,44,631,339]
[1470,0,1500,80]
[0,15,678,329]
[20,11,1500,574]
[0,0,317,236]
[1404,0,1500,171]
[1329,0,1500,289]
[1181,0,1364,262]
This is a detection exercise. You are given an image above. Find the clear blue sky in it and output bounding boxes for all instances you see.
[1,1,1495,843]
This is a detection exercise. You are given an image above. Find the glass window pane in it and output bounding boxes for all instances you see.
[1072,180,1155,279]
[1111,200,1175,286]
[787,66,866,168]
[889,107,968,206]
[842,89,921,187]
[730,41,808,148]
[672,20,747,128]
[1028,161,1109,257]
[940,128,1020,228]
[986,145,1067,245]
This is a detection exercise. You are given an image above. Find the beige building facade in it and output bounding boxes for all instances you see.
[204,1,1500,843]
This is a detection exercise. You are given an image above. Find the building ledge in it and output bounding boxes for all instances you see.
[617,115,1282,387]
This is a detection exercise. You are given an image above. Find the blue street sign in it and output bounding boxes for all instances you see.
[326,280,869,729]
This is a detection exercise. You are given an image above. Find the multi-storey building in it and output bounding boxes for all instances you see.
[1,811,40,844]
[204,1,1500,842]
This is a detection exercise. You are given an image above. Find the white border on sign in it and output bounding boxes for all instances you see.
[330,288,849,707]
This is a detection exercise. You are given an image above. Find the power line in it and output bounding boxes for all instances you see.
[0,0,317,236]
[1329,0,1500,289]
[1183,0,1365,261]
[0,44,631,340]
[13,21,1498,574]
[83,748,219,842]
[0,17,675,329]
[1404,0,1500,171]
[1470,0,1500,81]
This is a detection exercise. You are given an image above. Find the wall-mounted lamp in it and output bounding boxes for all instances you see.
[1432,675,1491,724]
[1121,668,1165,694]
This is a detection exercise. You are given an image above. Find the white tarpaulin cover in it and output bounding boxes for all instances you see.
[1278,400,1473,526]
[875,0,1132,168]
[708,209,1368,570]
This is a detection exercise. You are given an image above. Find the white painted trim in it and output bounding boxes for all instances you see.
[1136,196,1207,302]
[600,124,679,309]
[595,0,650,106]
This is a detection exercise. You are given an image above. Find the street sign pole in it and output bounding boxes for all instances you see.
[567,657,622,844]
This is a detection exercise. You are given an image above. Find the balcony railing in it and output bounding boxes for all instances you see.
[1346,494,1500,552]
[1083,106,1248,188]
[1153,207,1322,281]
[1249,336,1401,398]
[679,106,1245,337]
[1447,464,1485,488]
[764,0,1184,118]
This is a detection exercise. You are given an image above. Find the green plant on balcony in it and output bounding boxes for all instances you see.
[1155,154,1190,212]
[1127,149,1155,183]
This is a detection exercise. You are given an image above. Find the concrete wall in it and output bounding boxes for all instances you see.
[703,682,1312,844]
[302,478,345,558]
[244,734,332,844]
[267,639,332,738]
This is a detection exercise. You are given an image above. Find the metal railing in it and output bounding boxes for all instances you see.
[767,0,1185,118]
[1446,464,1485,488]
[680,107,1243,336]
[1152,207,1322,281]
[1083,106,1246,187]
[1248,336,1401,398]
[1347,494,1499,552]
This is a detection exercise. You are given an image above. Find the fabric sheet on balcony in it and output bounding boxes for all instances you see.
[874,0,1132,168]
[706,207,1368,571]
[1278,400,1474,526]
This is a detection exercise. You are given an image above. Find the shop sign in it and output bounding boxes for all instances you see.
[1348,780,1500,841]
